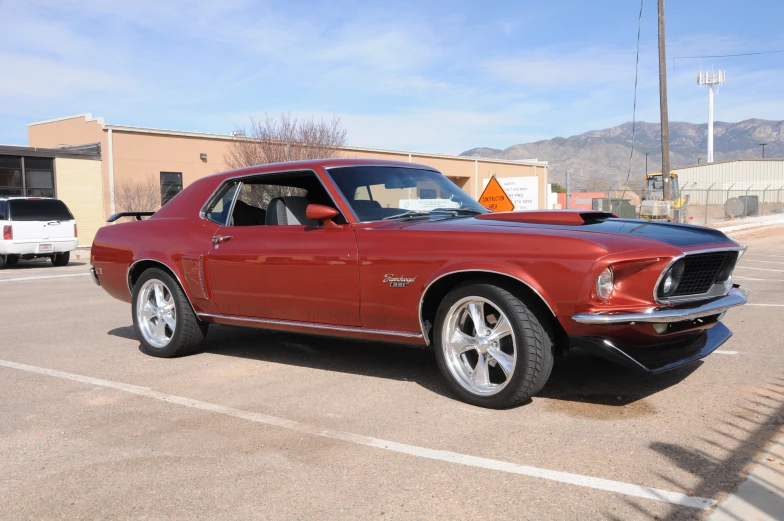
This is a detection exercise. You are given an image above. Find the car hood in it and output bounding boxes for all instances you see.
[400,212,736,250]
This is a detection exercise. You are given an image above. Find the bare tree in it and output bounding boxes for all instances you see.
[224,113,347,169]
[112,176,161,213]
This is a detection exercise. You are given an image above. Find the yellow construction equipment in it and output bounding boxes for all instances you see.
[640,171,689,222]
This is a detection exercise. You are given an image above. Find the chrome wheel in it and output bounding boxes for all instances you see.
[441,296,517,396]
[136,278,176,348]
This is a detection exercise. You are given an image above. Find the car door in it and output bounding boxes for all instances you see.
[206,172,361,327]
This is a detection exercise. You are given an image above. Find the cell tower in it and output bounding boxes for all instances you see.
[697,70,725,163]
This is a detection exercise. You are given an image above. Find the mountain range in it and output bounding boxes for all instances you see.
[460,119,784,190]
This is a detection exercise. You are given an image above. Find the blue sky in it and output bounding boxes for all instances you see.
[2,0,783,153]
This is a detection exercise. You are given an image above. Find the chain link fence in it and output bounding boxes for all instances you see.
[565,182,784,225]
[680,183,784,225]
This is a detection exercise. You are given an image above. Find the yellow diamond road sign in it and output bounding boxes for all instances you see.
[478,177,514,212]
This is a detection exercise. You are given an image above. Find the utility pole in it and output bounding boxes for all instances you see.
[658,0,672,201]
[760,143,767,158]
[565,170,571,209]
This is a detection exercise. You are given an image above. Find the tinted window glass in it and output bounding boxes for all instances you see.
[204,183,239,225]
[0,200,6,220]
[0,155,22,195]
[8,199,74,221]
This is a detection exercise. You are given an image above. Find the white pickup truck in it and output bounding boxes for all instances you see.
[0,197,78,268]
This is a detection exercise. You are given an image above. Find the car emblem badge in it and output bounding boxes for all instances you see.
[383,274,417,288]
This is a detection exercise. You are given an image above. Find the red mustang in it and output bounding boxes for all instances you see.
[91,159,748,408]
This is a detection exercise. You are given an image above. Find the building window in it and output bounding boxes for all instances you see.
[0,155,55,197]
[160,172,183,205]
[0,155,23,196]
[24,157,55,198]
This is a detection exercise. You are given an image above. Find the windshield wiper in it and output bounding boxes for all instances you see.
[429,208,484,215]
[382,211,431,221]
[382,208,485,221]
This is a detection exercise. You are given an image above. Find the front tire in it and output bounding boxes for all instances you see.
[51,252,70,266]
[434,283,554,408]
[131,268,208,357]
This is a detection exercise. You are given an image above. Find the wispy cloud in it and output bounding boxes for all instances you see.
[1,0,782,151]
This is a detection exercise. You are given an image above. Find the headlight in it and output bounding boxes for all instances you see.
[658,259,685,299]
[596,266,614,301]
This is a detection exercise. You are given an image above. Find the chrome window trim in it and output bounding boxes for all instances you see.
[323,163,486,224]
[196,312,423,340]
[653,244,747,305]
[200,180,241,224]
[417,269,556,346]
[198,167,347,225]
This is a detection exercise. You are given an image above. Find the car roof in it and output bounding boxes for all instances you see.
[206,157,438,184]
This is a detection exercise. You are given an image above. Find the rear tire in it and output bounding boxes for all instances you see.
[132,268,208,358]
[0,256,5,269]
[51,252,70,266]
[433,283,554,409]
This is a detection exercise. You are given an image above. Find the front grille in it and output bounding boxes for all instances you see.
[671,252,729,296]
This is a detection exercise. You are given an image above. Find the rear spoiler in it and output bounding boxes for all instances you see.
[107,211,155,223]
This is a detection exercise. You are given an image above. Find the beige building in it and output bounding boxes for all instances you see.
[27,114,549,243]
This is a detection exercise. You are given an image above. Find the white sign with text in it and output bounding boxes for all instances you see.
[482,177,538,211]
[398,199,460,211]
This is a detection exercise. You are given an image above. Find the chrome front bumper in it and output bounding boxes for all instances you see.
[572,286,749,325]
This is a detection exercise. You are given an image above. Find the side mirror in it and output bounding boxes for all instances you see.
[306,204,341,229]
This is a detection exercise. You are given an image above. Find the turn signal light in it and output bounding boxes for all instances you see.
[2,225,11,240]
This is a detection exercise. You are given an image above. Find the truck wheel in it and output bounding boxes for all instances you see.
[132,268,208,358]
[51,252,70,266]
[433,283,554,409]
[0,256,5,269]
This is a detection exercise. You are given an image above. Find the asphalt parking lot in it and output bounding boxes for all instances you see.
[1,229,783,520]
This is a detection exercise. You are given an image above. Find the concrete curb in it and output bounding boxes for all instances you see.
[713,216,784,235]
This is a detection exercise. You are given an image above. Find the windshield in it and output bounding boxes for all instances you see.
[327,166,487,222]
[8,199,74,221]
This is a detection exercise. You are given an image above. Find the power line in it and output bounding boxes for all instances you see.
[614,0,645,213]
[673,49,784,60]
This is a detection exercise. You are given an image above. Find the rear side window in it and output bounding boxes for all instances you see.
[7,199,74,221]
[0,200,6,220]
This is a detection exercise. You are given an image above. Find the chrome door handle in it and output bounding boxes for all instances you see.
[212,235,233,246]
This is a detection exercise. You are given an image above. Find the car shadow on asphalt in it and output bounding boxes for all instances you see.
[109,323,699,408]
[606,375,784,521]
[1,260,87,271]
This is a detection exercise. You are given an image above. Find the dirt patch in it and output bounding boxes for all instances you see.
[542,395,656,420]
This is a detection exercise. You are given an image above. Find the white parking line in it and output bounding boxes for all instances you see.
[733,276,784,282]
[714,350,739,355]
[735,266,784,273]
[0,359,714,510]
[740,259,784,265]
[746,303,784,307]
[0,273,90,283]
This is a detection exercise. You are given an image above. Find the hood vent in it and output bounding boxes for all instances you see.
[475,210,617,226]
